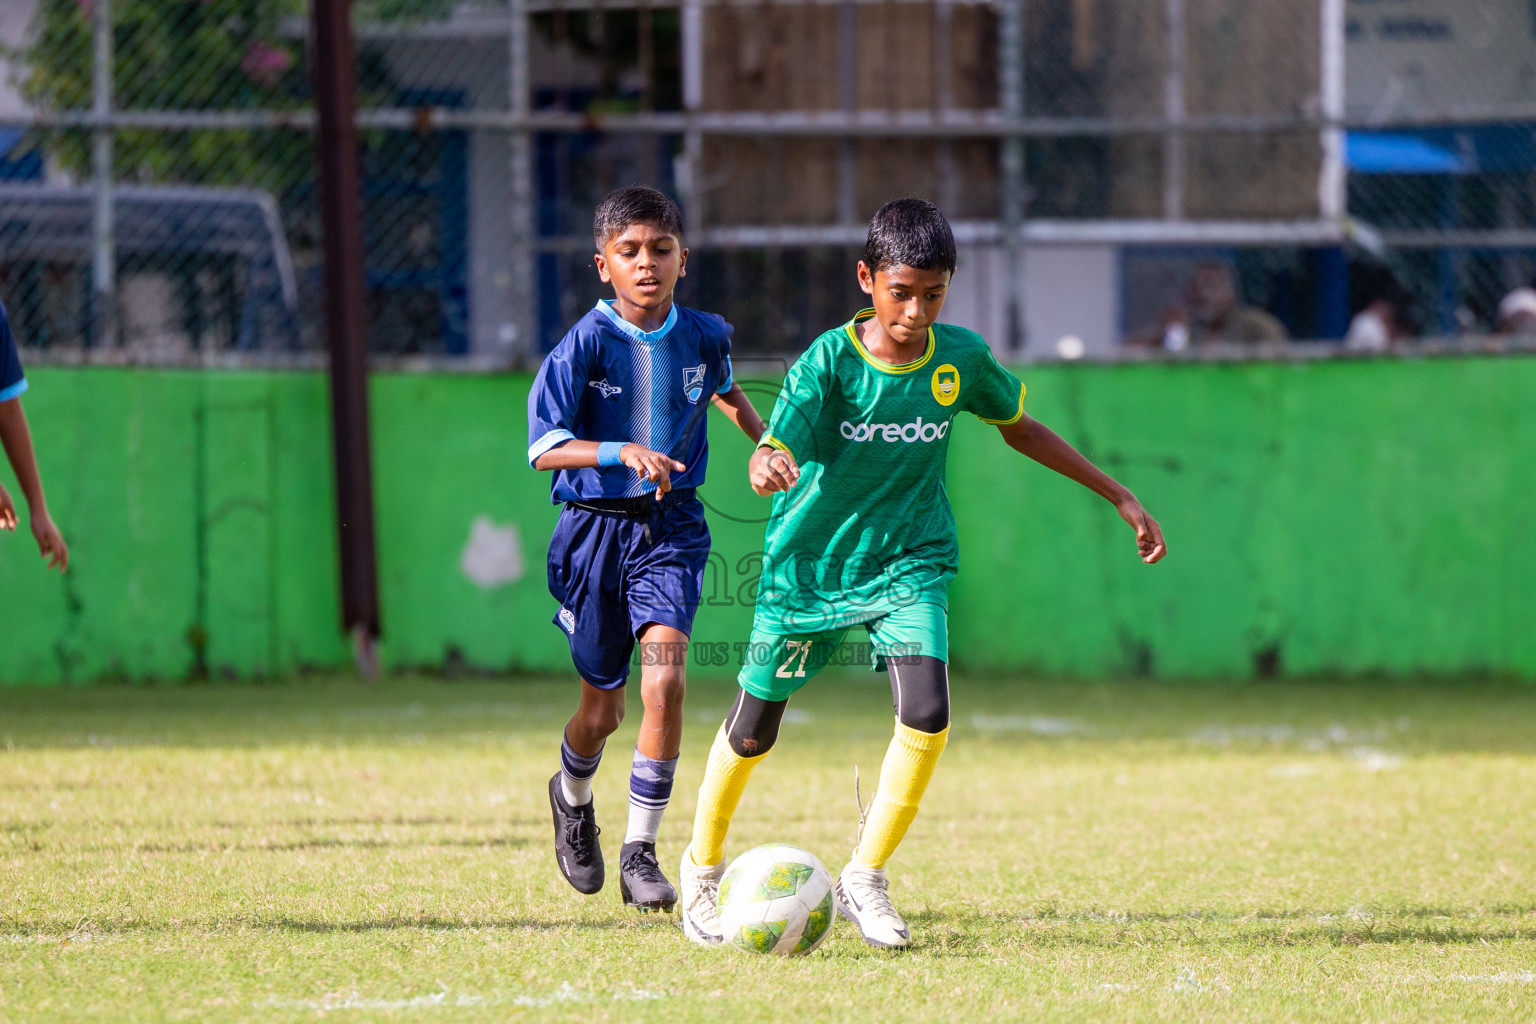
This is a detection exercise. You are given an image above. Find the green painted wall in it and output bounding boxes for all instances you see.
[950,358,1536,678]
[1,359,1532,683]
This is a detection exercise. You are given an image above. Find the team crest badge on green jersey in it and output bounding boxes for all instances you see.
[931,363,960,406]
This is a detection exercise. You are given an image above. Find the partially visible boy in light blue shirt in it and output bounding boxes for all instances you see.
[0,298,67,571]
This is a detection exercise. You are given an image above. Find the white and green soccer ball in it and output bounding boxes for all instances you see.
[717,844,835,956]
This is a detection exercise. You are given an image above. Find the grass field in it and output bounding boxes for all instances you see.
[1,673,1534,1022]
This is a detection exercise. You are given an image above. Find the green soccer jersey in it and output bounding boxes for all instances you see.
[755,309,1026,633]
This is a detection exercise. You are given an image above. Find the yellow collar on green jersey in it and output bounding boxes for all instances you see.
[844,309,936,374]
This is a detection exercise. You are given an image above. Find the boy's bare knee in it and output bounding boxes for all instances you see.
[641,670,686,714]
[576,697,625,738]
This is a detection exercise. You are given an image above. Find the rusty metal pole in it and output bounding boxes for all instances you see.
[90,0,115,348]
[310,0,381,675]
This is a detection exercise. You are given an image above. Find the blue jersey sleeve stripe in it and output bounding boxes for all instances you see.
[716,356,734,393]
[0,378,28,403]
[528,427,576,467]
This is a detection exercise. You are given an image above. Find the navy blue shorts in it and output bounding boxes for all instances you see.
[546,497,711,688]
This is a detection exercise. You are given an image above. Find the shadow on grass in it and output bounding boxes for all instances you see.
[3,676,1536,754]
[124,834,536,854]
[190,814,544,831]
[255,916,635,934]
[9,906,1529,954]
[0,915,638,937]
[3,814,543,833]
[907,905,1536,951]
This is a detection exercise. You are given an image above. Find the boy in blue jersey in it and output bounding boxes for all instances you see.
[0,299,67,571]
[528,186,767,911]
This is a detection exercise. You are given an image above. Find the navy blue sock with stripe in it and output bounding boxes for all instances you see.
[624,748,678,845]
[559,736,603,808]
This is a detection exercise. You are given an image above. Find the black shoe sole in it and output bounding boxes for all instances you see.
[548,775,603,895]
[620,875,678,913]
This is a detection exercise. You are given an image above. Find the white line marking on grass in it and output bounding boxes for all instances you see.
[1348,747,1402,771]
[1193,725,1403,769]
[615,986,668,1001]
[511,982,585,1008]
[1191,725,1295,745]
[1170,970,1231,995]
[1455,972,1536,984]
[336,704,427,721]
[782,709,815,725]
[514,982,668,1007]
[443,702,529,717]
[1192,723,1398,746]
[258,992,486,1011]
[971,715,1087,736]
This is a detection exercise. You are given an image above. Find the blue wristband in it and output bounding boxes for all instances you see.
[596,441,627,467]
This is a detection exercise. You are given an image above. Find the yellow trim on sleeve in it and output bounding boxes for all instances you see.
[844,309,936,375]
[978,382,1027,425]
[760,434,795,459]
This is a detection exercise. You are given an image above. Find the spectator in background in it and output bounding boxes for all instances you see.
[1346,267,1416,353]
[1496,287,1536,336]
[1344,300,1398,352]
[1132,260,1288,350]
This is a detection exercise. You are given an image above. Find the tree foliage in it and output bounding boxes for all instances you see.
[20,0,463,191]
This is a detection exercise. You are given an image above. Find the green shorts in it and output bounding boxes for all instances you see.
[736,600,949,702]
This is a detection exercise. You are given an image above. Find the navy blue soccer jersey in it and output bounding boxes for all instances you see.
[0,299,26,403]
[527,299,734,503]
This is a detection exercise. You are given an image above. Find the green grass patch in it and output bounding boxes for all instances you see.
[1,674,1534,1021]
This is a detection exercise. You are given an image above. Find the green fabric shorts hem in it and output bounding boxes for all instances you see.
[736,599,949,702]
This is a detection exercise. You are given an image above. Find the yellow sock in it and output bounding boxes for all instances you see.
[688,724,766,867]
[852,720,950,870]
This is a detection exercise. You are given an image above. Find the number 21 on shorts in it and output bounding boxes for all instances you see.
[776,640,814,678]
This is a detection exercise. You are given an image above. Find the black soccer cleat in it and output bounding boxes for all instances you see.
[618,841,678,913]
[548,772,604,895]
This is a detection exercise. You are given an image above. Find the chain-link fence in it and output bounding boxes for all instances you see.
[0,0,1533,362]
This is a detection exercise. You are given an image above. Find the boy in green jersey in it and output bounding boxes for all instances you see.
[677,198,1167,949]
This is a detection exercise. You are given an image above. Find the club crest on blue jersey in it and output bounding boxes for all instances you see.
[682,364,707,404]
[589,378,623,398]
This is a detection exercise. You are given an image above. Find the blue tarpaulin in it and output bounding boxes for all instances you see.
[1347,132,1469,174]
[1348,126,1536,175]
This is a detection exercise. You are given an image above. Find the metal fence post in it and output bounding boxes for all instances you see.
[1163,0,1186,220]
[508,0,535,363]
[999,0,1026,355]
[680,0,704,234]
[90,0,115,348]
[837,0,859,228]
[1318,0,1347,224]
[935,0,958,216]
[311,0,382,673]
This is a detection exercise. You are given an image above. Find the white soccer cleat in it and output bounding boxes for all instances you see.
[834,862,911,949]
[678,845,725,946]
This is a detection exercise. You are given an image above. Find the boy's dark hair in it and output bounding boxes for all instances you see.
[862,197,957,276]
[593,186,685,252]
